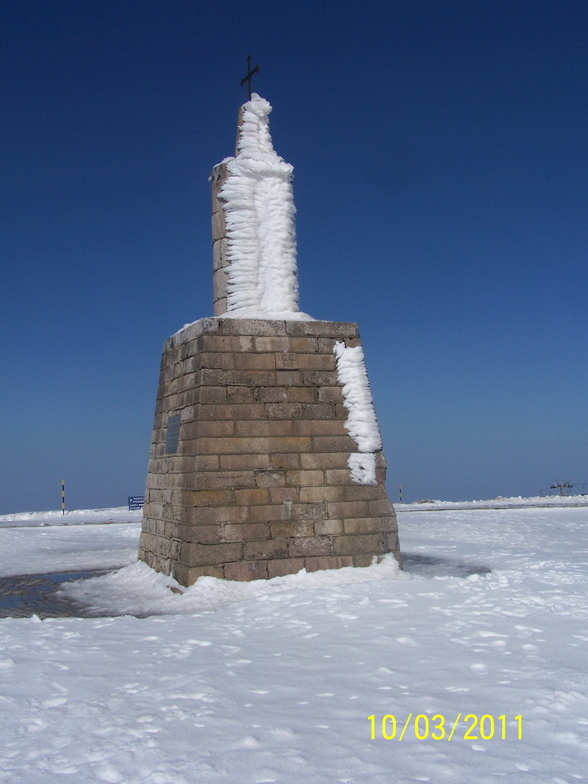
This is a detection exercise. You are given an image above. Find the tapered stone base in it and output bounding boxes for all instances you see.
[138,317,400,586]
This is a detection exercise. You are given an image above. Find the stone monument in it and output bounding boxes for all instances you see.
[138,91,401,586]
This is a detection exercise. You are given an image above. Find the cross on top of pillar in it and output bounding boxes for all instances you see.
[240,55,259,100]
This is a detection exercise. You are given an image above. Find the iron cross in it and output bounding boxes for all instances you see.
[240,55,259,100]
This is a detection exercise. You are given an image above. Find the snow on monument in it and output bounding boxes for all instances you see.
[138,91,400,586]
[221,94,306,319]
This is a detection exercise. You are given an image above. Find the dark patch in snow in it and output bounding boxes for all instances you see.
[401,553,491,578]
[0,569,115,618]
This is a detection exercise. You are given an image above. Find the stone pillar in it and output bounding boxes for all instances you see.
[138,317,400,586]
[211,162,229,316]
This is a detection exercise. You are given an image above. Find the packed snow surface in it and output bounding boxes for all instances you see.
[333,341,383,486]
[219,94,312,321]
[0,506,142,529]
[1,503,587,782]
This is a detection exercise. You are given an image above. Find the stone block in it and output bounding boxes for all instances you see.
[223,523,270,541]
[253,387,288,403]
[265,402,303,419]
[325,469,353,485]
[267,558,305,578]
[234,488,270,506]
[182,420,234,439]
[375,452,388,468]
[300,452,349,470]
[302,403,337,419]
[220,453,271,470]
[254,336,293,352]
[299,486,344,503]
[188,489,234,507]
[275,352,298,369]
[213,268,229,305]
[286,387,317,403]
[179,541,243,566]
[248,504,285,523]
[199,404,266,421]
[344,483,386,500]
[343,517,389,534]
[211,210,226,242]
[244,538,289,560]
[198,334,254,353]
[201,369,276,387]
[291,503,325,521]
[187,455,220,472]
[254,471,286,487]
[191,506,248,525]
[199,351,235,370]
[269,453,300,470]
[175,524,224,544]
[313,435,357,453]
[352,554,376,568]
[224,560,269,581]
[197,436,272,455]
[314,518,344,535]
[301,370,338,386]
[189,471,256,491]
[173,563,224,585]
[332,533,386,556]
[212,238,229,270]
[288,536,332,558]
[234,352,276,370]
[293,420,342,436]
[285,469,325,487]
[226,386,254,403]
[199,386,227,403]
[295,353,335,370]
[275,370,302,385]
[267,487,298,505]
[285,320,358,337]
[270,520,315,538]
[327,500,370,518]
[235,420,292,437]
[369,498,396,516]
[268,436,313,452]
[304,555,353,572]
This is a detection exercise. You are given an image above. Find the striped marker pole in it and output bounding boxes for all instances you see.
[61,479,65,515]
[399,485,403,504]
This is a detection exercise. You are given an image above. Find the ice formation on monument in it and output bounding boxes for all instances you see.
[333,341,383,486]
[220,94,312,320]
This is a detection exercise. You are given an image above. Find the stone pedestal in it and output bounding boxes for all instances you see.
[138,317,400,586]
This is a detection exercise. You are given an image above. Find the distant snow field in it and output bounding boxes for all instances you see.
[1,500,587,783]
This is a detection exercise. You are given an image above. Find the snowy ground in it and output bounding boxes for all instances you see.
[1,503,587,783]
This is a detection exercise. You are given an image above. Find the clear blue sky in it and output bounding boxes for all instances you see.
[2,0,587,513]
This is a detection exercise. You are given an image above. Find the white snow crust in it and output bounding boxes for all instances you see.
[1,502,588,783]
[333,341,382,485]
[347,451,378,486]
[219,94,312,320]
[0,506,142,529]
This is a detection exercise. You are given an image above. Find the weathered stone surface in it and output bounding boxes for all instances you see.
[138,318,400,586]
[224,560,268,581]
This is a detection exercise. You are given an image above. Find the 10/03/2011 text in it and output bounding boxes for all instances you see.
[368,713,523,741]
